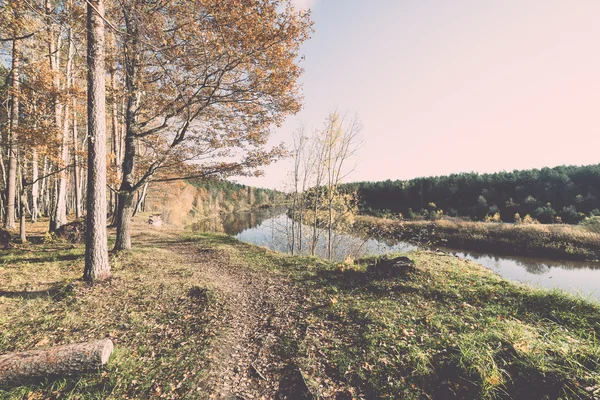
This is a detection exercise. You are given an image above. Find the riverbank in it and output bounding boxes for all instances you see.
[355,215,600,261]
[1,217,599,398]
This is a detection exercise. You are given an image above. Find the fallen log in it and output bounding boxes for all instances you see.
[0,339,113,387]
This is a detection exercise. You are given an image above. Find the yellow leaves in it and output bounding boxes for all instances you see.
[26,391,44,400]
[335,256,355,272]
[485,373,503,386]
[512,340,531,354]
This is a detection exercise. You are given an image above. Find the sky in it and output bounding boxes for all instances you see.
[236,0,600,189]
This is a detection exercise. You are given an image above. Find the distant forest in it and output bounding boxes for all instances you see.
[343,164,600,224]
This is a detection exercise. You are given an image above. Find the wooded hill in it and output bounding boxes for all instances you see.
[343,164,600,223]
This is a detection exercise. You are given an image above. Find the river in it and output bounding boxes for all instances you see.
[190,209,600,302]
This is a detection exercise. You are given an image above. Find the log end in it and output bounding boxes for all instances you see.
[99,339,113,366]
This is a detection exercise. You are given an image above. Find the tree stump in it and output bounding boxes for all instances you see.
[0,229,11,248]
[0,339,113,387]
[368,256,416,277]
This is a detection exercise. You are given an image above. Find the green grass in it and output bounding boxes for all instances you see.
[183,232,600,399]
[2,225,600,399]
[355,215,600,261]
[0,232,220,399]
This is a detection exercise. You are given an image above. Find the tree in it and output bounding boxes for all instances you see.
[110,0,312,250]
[319,112,362,259]
[287,112,362,259]
[0,0,33,229]
[4,38,20,229]
[83,0,110,282]
[288,124,307,255]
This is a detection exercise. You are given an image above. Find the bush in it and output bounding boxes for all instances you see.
[560,205,584,224]
[580,216,600,234]
[522,214,538,224]
[533,204,557,224]
[55,220,86,243]
[0,228,11,248]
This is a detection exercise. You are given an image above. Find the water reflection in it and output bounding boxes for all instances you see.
[189,207,280,235]
[188,211,600,301]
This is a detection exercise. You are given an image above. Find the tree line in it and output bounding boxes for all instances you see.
[343,164,600,224]
[0,0,311,281]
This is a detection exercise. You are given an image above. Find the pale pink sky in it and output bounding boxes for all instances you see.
[236,0,600,189]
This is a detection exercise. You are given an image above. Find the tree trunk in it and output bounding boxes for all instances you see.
[132,181,148,217]
[19,187,27,243]
[84,0,111,282]
[110,66,120,214]
[46,0,63,231]
[5,39,19,229]
[113,108,138,250]
[40,156,48,217]
[114,191,134,250]
[31,150,39,222]
[54,28,74,229]
[0,339,113,387]
[113,13,142,251]
[72,87,82,219]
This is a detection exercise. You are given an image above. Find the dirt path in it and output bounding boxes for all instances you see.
[153,232,311,399]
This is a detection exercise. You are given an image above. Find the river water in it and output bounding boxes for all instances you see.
[190,209,600,302]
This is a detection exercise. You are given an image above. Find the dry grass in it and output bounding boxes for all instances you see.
[0,219,220,399]
[356,215,600,260]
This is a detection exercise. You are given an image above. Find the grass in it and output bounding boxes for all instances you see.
[184,232,600,399]
[355,215,600,261]
[2,220,600,399]
[0,225,221,399]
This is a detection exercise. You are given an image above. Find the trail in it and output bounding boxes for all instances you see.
[148,229,310,400]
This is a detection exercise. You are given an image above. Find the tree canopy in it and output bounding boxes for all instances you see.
[344,164,600,224]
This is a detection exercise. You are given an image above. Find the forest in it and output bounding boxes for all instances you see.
[0,0,311,280]
[344,164,600,224]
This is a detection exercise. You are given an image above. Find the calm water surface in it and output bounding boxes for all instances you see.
[191,210,600,302]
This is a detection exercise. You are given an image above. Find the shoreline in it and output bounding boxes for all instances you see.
[354,215,600,262]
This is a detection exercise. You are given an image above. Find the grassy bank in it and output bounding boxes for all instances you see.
[2,221,600,398]
[355,215,600,261]
[186,234,600,399]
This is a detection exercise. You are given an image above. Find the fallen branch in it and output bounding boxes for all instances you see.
[0,339,113,387]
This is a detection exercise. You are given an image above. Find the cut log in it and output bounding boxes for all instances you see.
[0,339,113,387]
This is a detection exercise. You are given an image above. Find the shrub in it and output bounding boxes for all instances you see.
[580,216,600,234]
[0,228,11,248]
[55,220,86,243]
[522,214,538,224]
[485,212,501,223]
[560,205,584,224]
[533,204,557,224]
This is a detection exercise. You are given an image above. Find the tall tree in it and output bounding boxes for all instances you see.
[4,38,20,229]
[83,0,110,282]
[111,0,312,250]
